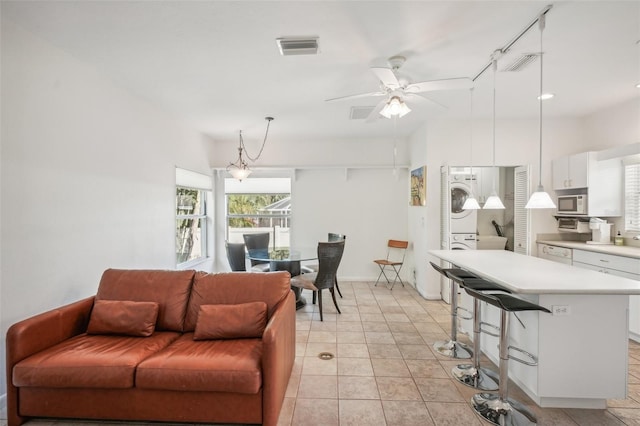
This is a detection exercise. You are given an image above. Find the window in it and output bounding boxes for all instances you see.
[176,187,209,265]
[175,167,212,268]
[225,178,291,249]
[625,161,640,233]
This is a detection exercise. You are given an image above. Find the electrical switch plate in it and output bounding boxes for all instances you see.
[552,305,571,316]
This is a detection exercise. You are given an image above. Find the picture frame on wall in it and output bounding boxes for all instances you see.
[410,166,426,206]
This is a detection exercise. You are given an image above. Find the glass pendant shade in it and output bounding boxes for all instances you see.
[525,184,556,209]
[484,191,506,209]
[462,195,481,210]
[228,165,251,181]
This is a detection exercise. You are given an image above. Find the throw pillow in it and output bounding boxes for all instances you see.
[87,300,159,337]
[193,301,268,340]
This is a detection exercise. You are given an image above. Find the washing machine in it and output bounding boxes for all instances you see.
[441,233,477,303]
[449,233,478,250]
[450,174,478,233]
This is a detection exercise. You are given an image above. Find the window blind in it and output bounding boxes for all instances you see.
[625,163,640,232]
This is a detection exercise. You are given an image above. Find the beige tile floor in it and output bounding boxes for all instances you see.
[5,280,640,425]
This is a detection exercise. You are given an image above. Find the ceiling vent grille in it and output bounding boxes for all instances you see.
[276,37,319,56]
[501,53,539,72]
[350,106,375,120]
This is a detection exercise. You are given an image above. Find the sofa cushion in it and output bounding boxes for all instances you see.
[184,271,290,331]
[193,302,267,340]
[13,332,180,389]
[87,300,159,337]
[96,269,195,332]
[136,333,263,394]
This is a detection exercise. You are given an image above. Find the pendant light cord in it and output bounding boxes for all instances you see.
[469,88,474,177]
[491,57,498,192]
[538,14,545,188]
[240,117,273,162]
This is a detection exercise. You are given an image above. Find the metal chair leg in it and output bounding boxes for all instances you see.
[330,288,341,314]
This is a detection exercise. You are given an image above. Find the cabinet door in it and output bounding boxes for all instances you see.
[567,152,589,188]
[552,156,569,190]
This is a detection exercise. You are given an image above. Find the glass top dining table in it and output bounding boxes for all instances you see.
[246,247,318,263]
[247,246,317,310]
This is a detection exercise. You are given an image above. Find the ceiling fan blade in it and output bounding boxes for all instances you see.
[371,67,400,89]
[405,93,448,110]
[365,99,388,123]
[325,91,386,102]
[405,77,473,94]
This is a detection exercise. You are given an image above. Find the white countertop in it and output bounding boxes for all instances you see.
[429,249,640,295]
[537,240,640,259]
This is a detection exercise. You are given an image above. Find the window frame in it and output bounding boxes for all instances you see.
[624,160,640,234]
[176,186,210,268]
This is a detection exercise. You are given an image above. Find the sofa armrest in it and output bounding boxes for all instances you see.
[261,289,296,426]
[5,296,95,426]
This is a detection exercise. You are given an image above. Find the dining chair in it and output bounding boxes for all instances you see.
[291,240,345,321]
[243,232,271,272]
[373,239,409,289]
[302,233,346,299]
[225,242,247,271]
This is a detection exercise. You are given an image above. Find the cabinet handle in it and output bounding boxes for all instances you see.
[599,259,609,263]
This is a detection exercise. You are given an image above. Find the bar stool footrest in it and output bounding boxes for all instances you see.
[508,345,539,366]
[479,321,500,337]
[456,306,474,321]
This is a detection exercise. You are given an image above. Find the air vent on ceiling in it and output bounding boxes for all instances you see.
[276,37,319,56]
[501,53,539,72]
[350,106,375,120]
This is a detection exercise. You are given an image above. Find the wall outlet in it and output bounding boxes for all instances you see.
[552,305,571,316]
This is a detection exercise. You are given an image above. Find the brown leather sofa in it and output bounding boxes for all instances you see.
[6,269,296,426]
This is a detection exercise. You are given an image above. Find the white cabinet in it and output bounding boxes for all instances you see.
[552,152,623,217]
[552,152,590,190]
[572,249,640,341]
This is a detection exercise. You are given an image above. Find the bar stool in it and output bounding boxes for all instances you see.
[446,270,510,391]
[429,261,476,359]
[464,286,551,426]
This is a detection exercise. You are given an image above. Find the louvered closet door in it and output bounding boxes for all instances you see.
[514,166,530,255]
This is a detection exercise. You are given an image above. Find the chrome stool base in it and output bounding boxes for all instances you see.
[433,339,473,359]
[471,392,537,426]
[452,364,499,391]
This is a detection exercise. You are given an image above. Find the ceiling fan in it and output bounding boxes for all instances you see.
[326,55,474,120]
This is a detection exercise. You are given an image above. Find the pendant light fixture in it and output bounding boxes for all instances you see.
[462,88,481,210]
[525,13,556,209]
[227,117,274,181]
[483,53,505,210]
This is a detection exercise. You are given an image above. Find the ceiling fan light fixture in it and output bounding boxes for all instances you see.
[380,96,411,118]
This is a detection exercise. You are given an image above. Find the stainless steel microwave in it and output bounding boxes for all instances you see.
[557,194,587,215]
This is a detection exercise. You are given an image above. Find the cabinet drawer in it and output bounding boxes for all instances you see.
[573,250,640,275]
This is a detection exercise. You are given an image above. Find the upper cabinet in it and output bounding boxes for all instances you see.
[552,152,590,190]
[552,151,623,217]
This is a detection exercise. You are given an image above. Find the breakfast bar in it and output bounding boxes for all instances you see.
[430,249,640,409]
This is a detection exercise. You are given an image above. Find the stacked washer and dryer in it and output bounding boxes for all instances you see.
[450,174,478,249]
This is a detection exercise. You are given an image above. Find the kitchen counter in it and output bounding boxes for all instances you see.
[430,249,640,294]
[537,239,640,259]
[429,249,635,409]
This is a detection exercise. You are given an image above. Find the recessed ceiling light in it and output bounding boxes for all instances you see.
[537,93,555,100]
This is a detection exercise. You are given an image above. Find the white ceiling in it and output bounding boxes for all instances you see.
[2,1,639,144]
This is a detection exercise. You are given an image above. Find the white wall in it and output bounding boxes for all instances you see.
[0,19,213,399]
[292,167,408,281]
